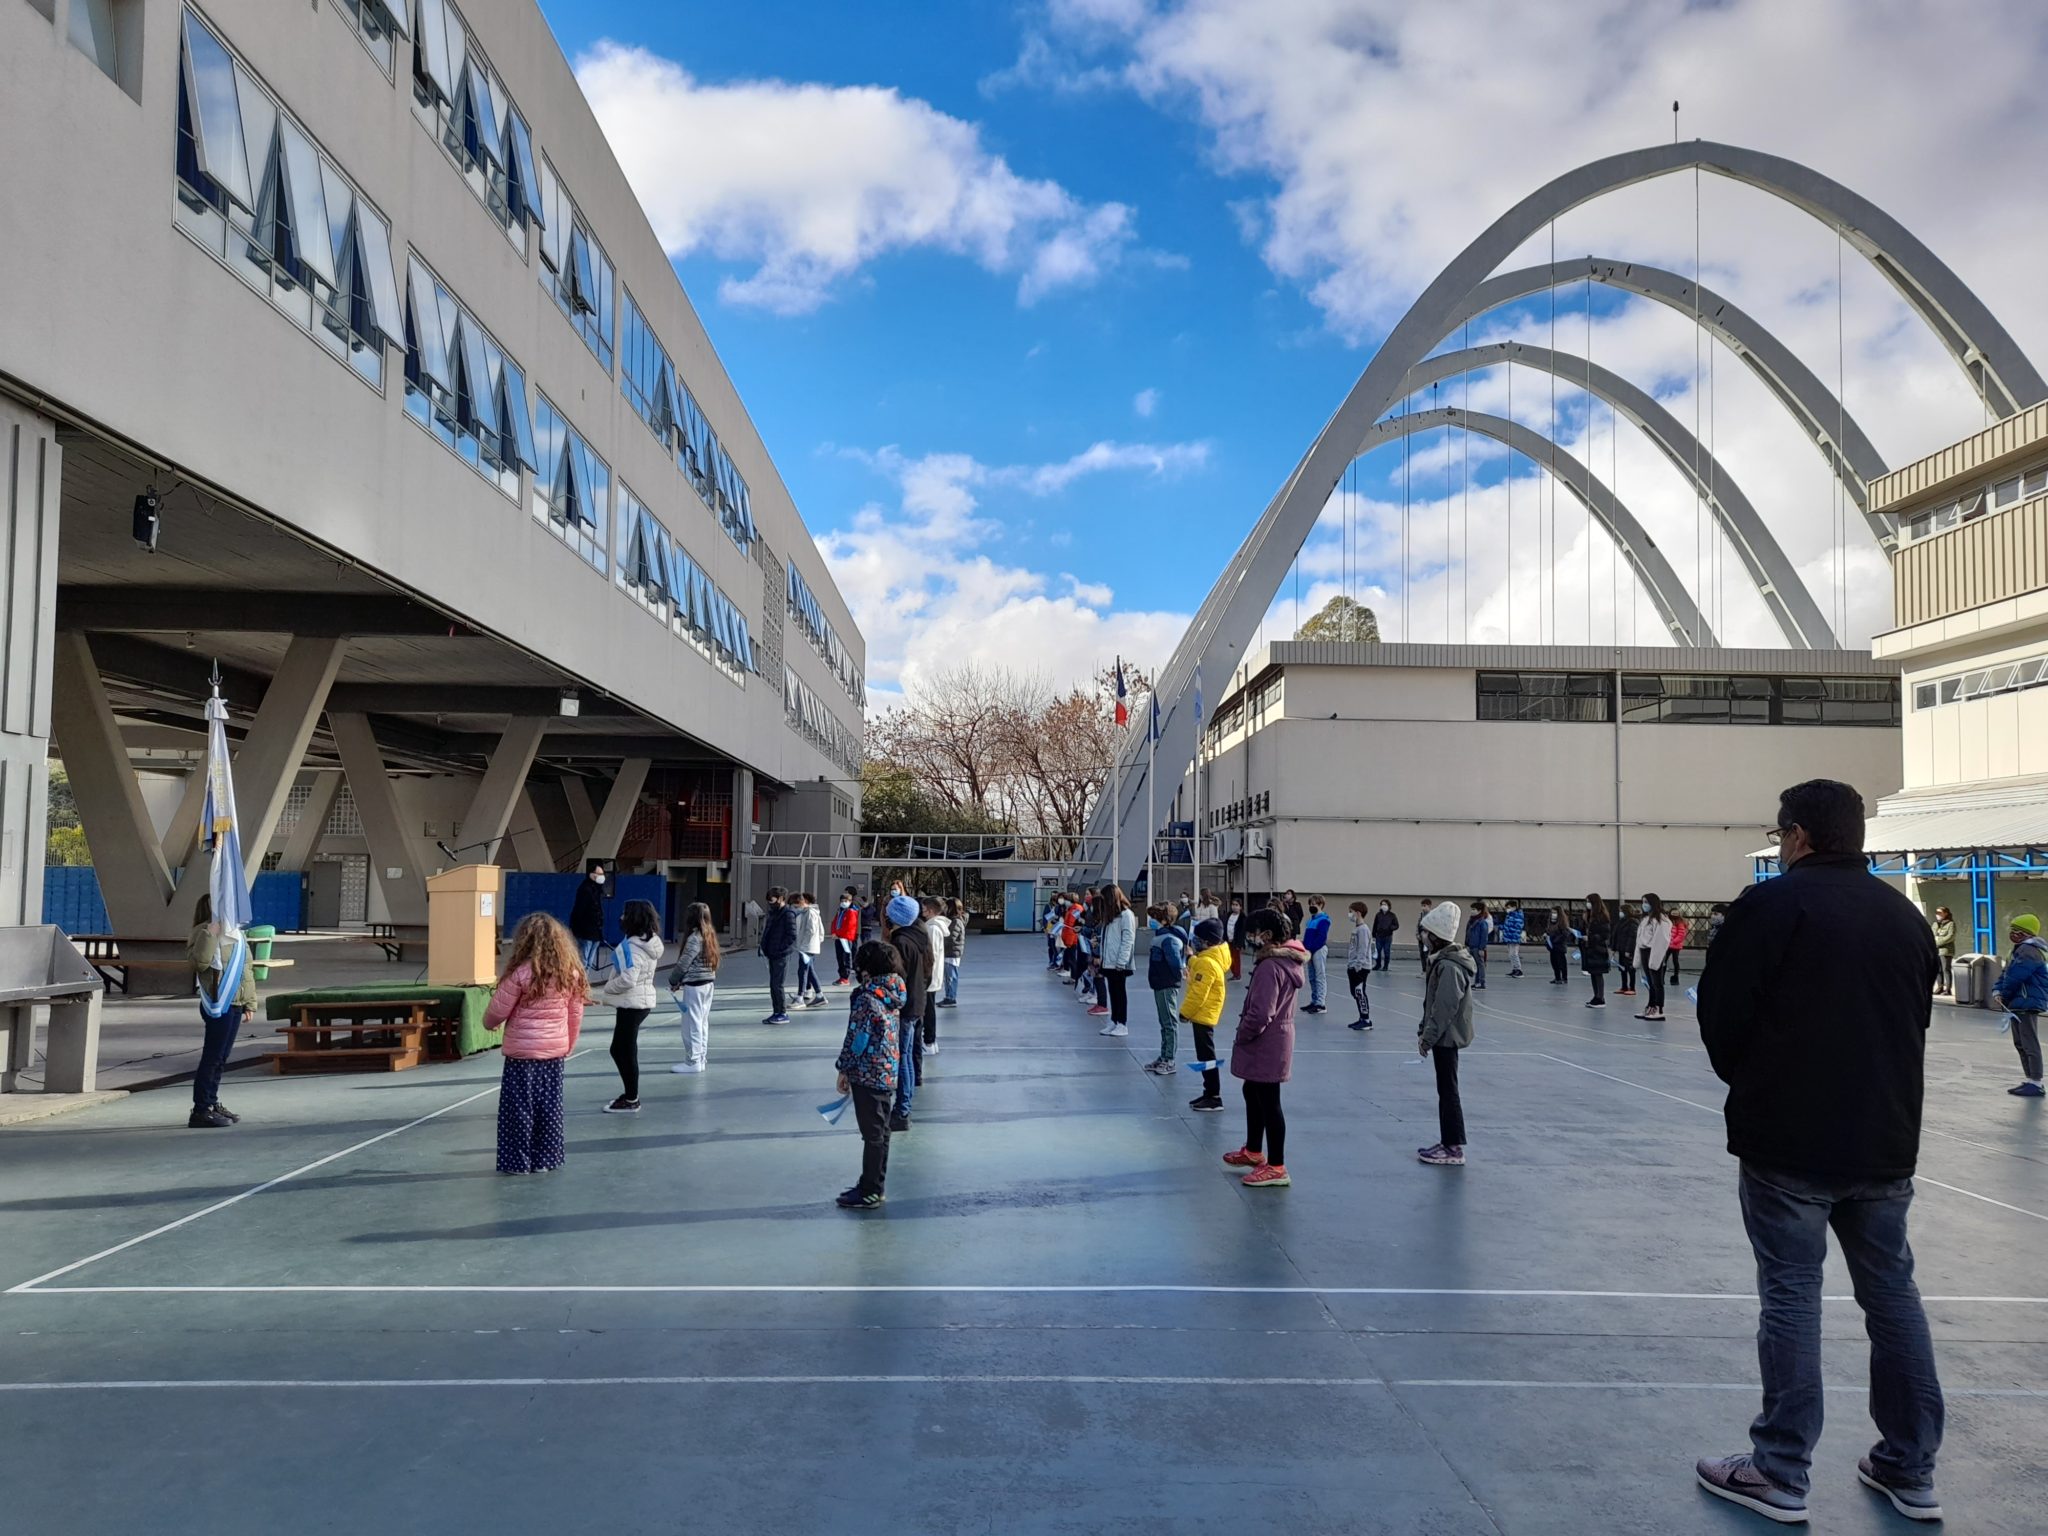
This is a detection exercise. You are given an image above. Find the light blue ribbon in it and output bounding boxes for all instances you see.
[198,934,248,1021]
[818,1093,851,1125]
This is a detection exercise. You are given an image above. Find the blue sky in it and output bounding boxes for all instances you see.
[542,0,2048,699]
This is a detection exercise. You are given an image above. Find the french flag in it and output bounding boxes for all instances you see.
[1114,658,1129,728]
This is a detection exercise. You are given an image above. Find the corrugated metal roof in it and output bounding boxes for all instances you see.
[1860,779,2048,853]
[1871,400,2048,515]
[1257,641,1894,675]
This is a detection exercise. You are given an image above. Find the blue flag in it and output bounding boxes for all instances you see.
[1150,693,1161,743]
[1194,664,1204,726]
[818,1093,852,1126]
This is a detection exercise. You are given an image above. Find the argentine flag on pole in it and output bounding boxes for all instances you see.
[198,671,252,1020]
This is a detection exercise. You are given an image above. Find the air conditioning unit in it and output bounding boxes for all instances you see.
[1243,829,1270,859]
[1214,827,1244,861]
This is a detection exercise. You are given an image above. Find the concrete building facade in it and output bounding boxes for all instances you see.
[1858,401,2048,953]
[0,0,864,962]
[1195,643,1902,915]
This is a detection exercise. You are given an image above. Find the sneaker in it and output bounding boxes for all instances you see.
[924,1041,940,1057]
[805,996,829,1009]
[888,1114,910,1133]
[1302,1003,1326,1014]
[1087,1005,1110,1017]
[1586,999,1607,1008]
[936,999,956,1008]
[1189,1094,1225,1112]
[1105,1023,1128,1037]
[1856,1457,1941,1522]
[1241,1163,1291,1188]
[1695,1454,1807,1524]
[671,1062,705,1074]
[1616,987,1635,996]
[1509,969,1524,978]
[1635,1011,1665,1021]
[1348,1019,1374,1031]
[1146,1059,1177,1076]
[836,1187,885,1209]
[602,1096,641,1114]
[763,1014,791,1026]
[1416,1144,1465,1166]
[209,1102,241,1123]
[186,1106,232,1129]
[2009,1081,2046,1097]
[1221,1147,1267,1168]
[1473,981,1486,990]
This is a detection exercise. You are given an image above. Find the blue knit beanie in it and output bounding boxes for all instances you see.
[886,894,920,928]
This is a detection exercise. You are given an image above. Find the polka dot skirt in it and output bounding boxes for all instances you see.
[498,1056,567,1174]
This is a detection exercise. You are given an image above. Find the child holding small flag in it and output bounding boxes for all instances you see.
[834,941,906,1209]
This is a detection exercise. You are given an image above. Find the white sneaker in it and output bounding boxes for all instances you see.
[1106,1023,1128,1037]
[671,1062,705,1074]
[924,1040,940,1056]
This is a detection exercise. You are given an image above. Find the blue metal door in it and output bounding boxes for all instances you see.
[1003,881,1037,932]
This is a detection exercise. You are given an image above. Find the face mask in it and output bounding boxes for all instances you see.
[591,872,605,885]
[1148,918,1161,932]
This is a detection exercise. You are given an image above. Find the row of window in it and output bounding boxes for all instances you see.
[1902,464,2048,542]
[409,0,540,250]
[620,294,759,552]
[785,565,864,707]
[1475,672,1901,726]
[402,252,536,499]
[531,392,611,574]
[1209,793,1271,829]
[176,10,403,388]
[616,491,758,677]
[1912,652,2048,711]
[784,667,862,776]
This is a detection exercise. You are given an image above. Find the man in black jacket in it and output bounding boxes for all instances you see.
[758,888,796,1024]
[1693,779,1945,1526]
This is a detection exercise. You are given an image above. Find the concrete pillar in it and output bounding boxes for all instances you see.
[508,787,556,872]
[560,777,597,845]
[51,632,176,931]
[586,757,650,863]
[461,716,548,864]
[526,779,581,869]
[158,765,209,872]
[729,766,754,942]
[275,770,342,870]
[329,713,428,928]
[1,406,60,928]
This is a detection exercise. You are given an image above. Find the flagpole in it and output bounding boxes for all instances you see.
[1145,712,1156,904]
[1191,665,1204,907]
[1110,657,1122,890]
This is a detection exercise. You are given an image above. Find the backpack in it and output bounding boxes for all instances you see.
[1148,926,1188,990]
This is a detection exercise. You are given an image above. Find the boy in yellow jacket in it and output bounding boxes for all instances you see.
[1182,918,1229,1112]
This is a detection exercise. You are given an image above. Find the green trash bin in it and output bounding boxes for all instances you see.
[245,925,277,983]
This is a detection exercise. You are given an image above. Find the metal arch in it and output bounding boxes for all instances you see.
[1090,140,2047,884]
[1396,342,1835,648]
[1362,407,1714,648]
[1452,258,1892,540]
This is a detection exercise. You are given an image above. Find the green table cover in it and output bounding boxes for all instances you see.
[264,983,500,1057]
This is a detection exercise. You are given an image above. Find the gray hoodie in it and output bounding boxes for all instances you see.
[1419,942,1476,1051]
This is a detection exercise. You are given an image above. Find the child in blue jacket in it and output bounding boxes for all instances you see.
[1300,897,1331,1014]
[1993,913,2048,1097]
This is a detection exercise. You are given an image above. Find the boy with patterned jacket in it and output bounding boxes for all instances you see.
[834,941,907,1209]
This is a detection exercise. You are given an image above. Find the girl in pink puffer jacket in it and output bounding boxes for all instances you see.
[484,914,586,1175]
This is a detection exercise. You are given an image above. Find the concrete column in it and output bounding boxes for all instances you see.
[328,712,428,928]
[508,787,556,872]
[728,766,754,942]
[51,633,175,931]
[1,406,60,928]
[526,779,581,869]
[158,765,209,872]
[461,716,548,864]
[275,770,342,870]
[560,777,597,845]
[586,757,650,863]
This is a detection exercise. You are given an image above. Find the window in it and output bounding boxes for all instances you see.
[1248,677,1280,732]
[332,0,405,76]
[1914,652,2048,711]
[1622,673,1899,725]
[409,0,539,249]
[174,8,399,389]
[786,563,863,706]
[69,0,118,76]
[1475,672,1613,722]
[615,493,756,679]
[531,393,609,572]
[676,387,755,551]
[785,666,861,775]
[535,158,613,369]
[402,253,536,498]
[1777,677,1900,725]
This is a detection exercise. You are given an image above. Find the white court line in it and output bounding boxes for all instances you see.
[0,1375,2042,1397]
[1535,1053,2048,1224]
[5,1048,594,1296]
[12,1283,2047,1302]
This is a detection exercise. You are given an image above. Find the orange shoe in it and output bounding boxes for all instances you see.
[1221,1147,1266,1168]
[1241,1163,1291,1188]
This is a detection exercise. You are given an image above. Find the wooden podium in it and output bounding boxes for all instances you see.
[426,865,502,986]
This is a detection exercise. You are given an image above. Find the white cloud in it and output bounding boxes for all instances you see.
[818,439,1210,701]
[1133,387,1160,417]
[575,42,1139,314]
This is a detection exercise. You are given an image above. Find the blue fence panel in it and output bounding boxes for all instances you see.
[502,873,670,944]
[43,867,110,934]
[251,870,305,932]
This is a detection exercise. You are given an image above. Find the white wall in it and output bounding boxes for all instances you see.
[1900,620,2048,791]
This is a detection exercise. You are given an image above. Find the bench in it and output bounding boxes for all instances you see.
[0,927,106,1094]
[270,999,438,1075]
[365,923,427,962]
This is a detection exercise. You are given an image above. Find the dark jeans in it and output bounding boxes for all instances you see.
[609,1006,651,1099]
[1588,969,1606,1004]
[1669,949,1684,982]
[1642,957,1666,1013]
[850,1083,893,1197]
[1346,967,1371,1023]
[766,950,790,1015]
[922,994,937,1047]
[1372,935,1392,970]
[1738,1162,1944,1496]
[1432,1044,1465,1147]
[1618,959,1636,991]
[1548,943,1568,982]
[836,938,853,982]
[893,1025,923,1118]
[1473,947,1488,987]
[2010,1009,2043,1081]
[1192,1023,1219,1098]
[1242,1079,1285,1165]
[193,1003,245,1109]
[797,955,821,997]
[1106,969,1130,1025]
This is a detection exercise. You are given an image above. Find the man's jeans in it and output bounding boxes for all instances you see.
[765,950,790,1016]
[1738,1162,1944,1496]
[1306,948,1326,1008]
[942,957,960,1004]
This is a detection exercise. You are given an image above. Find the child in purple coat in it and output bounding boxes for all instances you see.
[1221,908,1307,1189]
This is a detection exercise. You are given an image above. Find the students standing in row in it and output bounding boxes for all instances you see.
[1635,894,1674,1022]
[1466,901,1492,990]
[1300,896,1331,1014]
[600,899,665,1114]
[486,913,584,1176]
[833,941,906,1210]
[1580,895,1612,1009]
[1369,900,1398,971]
[1181,918,1229,1111]
[794,894,827,1008]
[1415,901,1475,1167]
[939,897,966,1007]
[1224,896,1245,979]
[1223,908,1304,1189]
[1095,885,1137,1039]
[1992,913,2047,1097]
[832,890,861,984]
[668,901,719,1074]
[1612,900,1639,997]
[1345,902,1375,1030]
[1144,904,1188,1075]
[1499,900,1526,978]
[758,887,796,1025]
[1544,906,1571,984]
[883,894,931,1132]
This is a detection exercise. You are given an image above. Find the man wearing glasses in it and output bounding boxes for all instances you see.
[1692,779,1946,1525]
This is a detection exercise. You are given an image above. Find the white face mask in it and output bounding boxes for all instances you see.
[591,872,605,885]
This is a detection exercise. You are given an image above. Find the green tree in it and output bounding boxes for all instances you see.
[46,824,91,867]
[47,761,78,831]
[1295,594,1381,643]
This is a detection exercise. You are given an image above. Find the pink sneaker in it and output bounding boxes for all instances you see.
[1087,1005,1109,1017]
[1221,1147,1266,1168]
